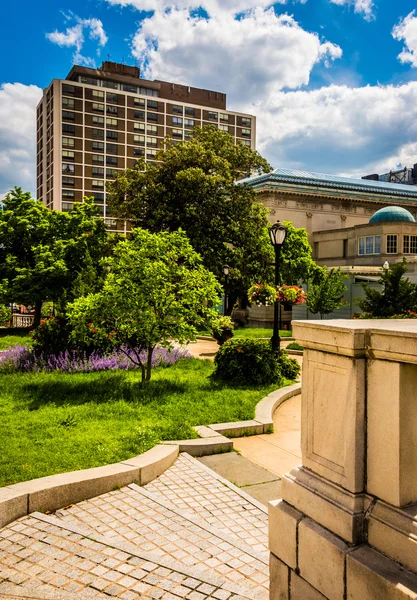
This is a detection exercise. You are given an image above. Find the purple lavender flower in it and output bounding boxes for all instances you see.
[0,344,191,374]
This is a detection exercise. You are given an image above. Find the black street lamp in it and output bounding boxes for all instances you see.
[269,221,287,355]
[223,265,230,316]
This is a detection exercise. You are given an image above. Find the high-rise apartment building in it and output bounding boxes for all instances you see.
[36,61,256,233]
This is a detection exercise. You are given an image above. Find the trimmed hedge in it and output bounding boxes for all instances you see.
[213,338,300,385]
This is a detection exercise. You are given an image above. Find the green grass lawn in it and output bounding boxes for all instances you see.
[0,358,288,487]
[0,332,30,350]
[234,328,292,339]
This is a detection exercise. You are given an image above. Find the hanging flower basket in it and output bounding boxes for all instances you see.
[276,285,307,305]
[247,283,277,306]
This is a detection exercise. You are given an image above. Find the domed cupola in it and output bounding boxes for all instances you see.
[369,206,416,224]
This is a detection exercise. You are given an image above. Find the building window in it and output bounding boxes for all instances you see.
[240,139,251,147]
[134,122,145,132]
[208,112,218,120]
[62,202,74,212]
[106,105,118,115]
[147,112,158,122]
[172,128,183,139]
[220,113,229,122]
[172,105,183,115]
[242,128,251,137]
[133,147,145,157]
[62,97,75,108]
[106,156,118,165]
[92,128,104,139]
[92,90,105,99]
[92,116,105,125]
[107,131,118,141]
[62,124,75,134]
[147,137,157,147]
[147,125,157,134]
[219,124,229,132]
[242,117,251,127]
[62,150,75,160]
[106,168,118,177]
[92,141,105,151]
[403,235,417,254]
[62,177,75,187]
[134,98,145,107]
[92,154,104,164]
[172,117,183,126]
[106,118,117,127]
[62,110,75,121]
[92,167,104,176]
[106,143,118,154]
[62,137,75,148]
[106,93,118,103]
[358,235,381,255]
[62,189,75,199]
[185,107,195,117]
[134,110,145,120]
[92,103,104,112]
[92,179,104,189]
[386,234,398,254]
[147,149,157,159]
[62,84,75,95]
[134,135,145,145]
[184,119,194,127]
[62,163,75,174]
[147,100,158,110]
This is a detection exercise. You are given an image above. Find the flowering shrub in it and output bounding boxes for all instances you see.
[0,344,191,374]
[247,283,276,306]
[277,285,307,305]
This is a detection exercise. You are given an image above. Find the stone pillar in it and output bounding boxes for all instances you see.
[269,320,417,600]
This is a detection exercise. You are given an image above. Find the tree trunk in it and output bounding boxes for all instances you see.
[33,299,42,328]
[145,346,154,381]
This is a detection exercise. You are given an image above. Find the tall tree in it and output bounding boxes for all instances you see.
[357,259,417,317]
[307,267,349,319]
[0,188,109,326]
[107,127,273,306]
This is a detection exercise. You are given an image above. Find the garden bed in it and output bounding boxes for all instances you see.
[0,358,290,487]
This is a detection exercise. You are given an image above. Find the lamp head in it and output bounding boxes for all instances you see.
[269,220,287,247]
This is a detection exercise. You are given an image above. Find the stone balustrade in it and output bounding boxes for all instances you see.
[269,319,417,600]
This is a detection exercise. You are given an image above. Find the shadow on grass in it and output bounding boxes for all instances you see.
[21,373,190,411]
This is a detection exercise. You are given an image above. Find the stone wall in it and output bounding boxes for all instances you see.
[269,319,417,600]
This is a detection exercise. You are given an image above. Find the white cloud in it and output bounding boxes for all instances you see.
[0,83,42,199]
[257,82,417,177]
[328,0,375,21]
[46,16,108,66]
[105,0,283,17]
[393,11,417,68]
[132,7,342,106]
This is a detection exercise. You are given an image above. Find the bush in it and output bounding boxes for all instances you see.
[279,349,301,380]
[286,341,304,351]
[213,338,282,385]
[0,305,11,327]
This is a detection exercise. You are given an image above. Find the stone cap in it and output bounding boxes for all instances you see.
[293,319,417,362]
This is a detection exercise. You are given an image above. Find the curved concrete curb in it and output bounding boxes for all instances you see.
[0,444,178,530]
[255,383,301,429]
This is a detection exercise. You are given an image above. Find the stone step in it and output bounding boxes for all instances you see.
[52,454,269,593]
[0,512,263,600]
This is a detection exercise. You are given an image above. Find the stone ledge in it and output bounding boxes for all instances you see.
[255,383,302,429]
[162,437,233,457]
[0,444,179,530]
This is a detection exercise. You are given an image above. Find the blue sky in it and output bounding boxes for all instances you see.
[1,0,417,197]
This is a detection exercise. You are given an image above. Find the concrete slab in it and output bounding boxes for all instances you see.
[198,452,278,487]
[243,480,283,506]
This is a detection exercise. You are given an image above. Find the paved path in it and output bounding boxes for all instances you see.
[0,454,269,600]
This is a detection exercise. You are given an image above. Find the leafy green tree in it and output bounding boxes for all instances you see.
[307,267,349,319]
[280,221,317,285]
[0,188,109,326]
[107,127,273,307]
[68,229,222,382]
[357,259,417,317]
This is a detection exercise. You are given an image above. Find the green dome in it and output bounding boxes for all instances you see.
[369,206,416,224]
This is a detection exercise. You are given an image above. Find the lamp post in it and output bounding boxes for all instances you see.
[269,221,288,356]
[383,261,389,271]
[223,264,230,316]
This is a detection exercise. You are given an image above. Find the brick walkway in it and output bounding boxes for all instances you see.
[0,455,269,600]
